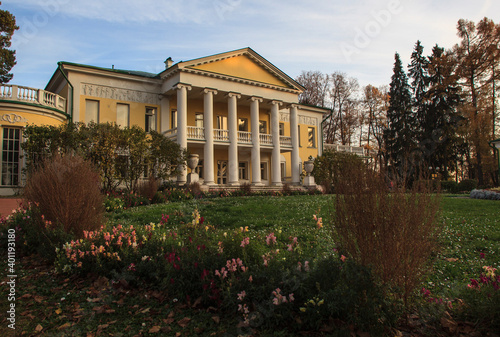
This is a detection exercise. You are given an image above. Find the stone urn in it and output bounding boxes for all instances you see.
[187,154,199,171]
[304,160,314,176]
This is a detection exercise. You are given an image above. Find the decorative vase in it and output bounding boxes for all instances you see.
[187,154,199,171]
[304,160,314,176]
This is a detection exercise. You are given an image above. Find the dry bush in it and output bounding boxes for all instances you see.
[137,175,159,200]
[23,154,104,238]
[332,159,441,307]
[188,181,202,197]
[240,182,252,194]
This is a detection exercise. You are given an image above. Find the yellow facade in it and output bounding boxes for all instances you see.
[1,48,328,194]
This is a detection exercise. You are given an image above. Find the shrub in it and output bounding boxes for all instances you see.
[312,150,365,194]
[457,178,478,192]
[23,154,104,238]
[137,175,158,200]
[332,159,441,308]
[441,180,459,193]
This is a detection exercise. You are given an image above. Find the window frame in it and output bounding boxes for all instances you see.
[116,103,130,128]
[145,107,157,133]
[1,127,22,186]
[307,126,316,148]
[85,99,99,124]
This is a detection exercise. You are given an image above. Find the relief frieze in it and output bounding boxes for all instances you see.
[81,84,159,104]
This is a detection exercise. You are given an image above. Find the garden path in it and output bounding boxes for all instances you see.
[0,198,22,217]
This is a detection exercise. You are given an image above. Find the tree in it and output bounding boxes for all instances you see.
[453,17,500,186]
[295,70,329,107]
[408,40,429,138]
[363,84,389,170]
[325,72,359,144]
[421,45,464,179]
[384,53,416,181]
[0,2,18,83]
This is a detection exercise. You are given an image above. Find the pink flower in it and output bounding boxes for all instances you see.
[304,261,310,272]
[128,263,136,271]
[248,275,253,282]
[240,237,250,248]
[237,291,246,301]
[266,233,277,246]
[340,255,347,262]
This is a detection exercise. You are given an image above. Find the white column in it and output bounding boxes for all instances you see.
[227,92,241,186]
[175,83,191,185]
[290,104,300,185]
[250,96,263,186]
[203,88,217,186]
[271,100,283,186]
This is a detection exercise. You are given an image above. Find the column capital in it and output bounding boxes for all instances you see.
[174,83,192,91]
[227,92,241,99]
[269,100,283,107]
[203,88,218,95]
[249,96,263,103]
[287,103,300,109]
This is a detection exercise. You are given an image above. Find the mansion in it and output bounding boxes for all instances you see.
[0,48,330,195]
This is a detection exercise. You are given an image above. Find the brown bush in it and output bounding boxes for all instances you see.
[137,175,159,200]
[23,154,104,238]
[332,159,441,307]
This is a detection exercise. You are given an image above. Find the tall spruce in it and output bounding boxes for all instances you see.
[408,40,429,138]
[0,2,18,83]
[384,52,415,180]
[421,45,464,178]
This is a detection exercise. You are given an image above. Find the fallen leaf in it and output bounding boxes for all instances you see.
[212,316,220,324]
[149,326,161,333]
[177,317,191,328]
[55,308,62,315]
[97,324,109,329]
[440,317,457,334]
[58,322,72,330]
[105,309,115,314]
[87,297,101,303]
[35,324,43,332]
[34,296,43,303]
[192,297,202,308]
[21,294,32,299]
[445,258,459,262]
[140,307,150,314]
[163,318,175,325]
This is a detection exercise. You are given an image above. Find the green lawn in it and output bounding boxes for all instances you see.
[2,194,499,336]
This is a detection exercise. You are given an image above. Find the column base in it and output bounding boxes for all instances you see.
[251,182,265,187]
[271,182,283,187]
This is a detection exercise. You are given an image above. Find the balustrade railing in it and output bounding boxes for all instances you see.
[187,126,205,140]
[259,133,273,145]
[280,136,292,147]
[214,129,229,142]
[0,84,67,112]
[325,143,366,156]
[238,131,252,144]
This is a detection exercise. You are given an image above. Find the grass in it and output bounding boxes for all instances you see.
[1,194,499,336]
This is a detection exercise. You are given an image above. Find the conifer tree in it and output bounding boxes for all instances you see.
[408,40,429,137]
[421,45,464,178]
[384,53,415,180]
[0,2,18,83]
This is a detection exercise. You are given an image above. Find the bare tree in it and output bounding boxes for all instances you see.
[295,70,329,107]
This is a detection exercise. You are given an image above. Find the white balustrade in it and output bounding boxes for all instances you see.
[238,131,252,144]
[280,136,292,147]
[0,84,67,112]
[187,126,205,140]
[259,133,273,146]
[325,143,366,156]
[214,129,229,142]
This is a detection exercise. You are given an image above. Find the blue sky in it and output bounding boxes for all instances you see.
[4,0,499,90]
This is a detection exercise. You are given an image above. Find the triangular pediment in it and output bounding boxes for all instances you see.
[178,48,302,91]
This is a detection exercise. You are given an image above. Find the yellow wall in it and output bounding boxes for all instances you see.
[191,55,289,88]
[79,96,160,129]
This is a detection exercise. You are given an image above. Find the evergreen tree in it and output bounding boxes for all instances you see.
[408,40,429,137]
[421,45,464,178]
[0,2,18,83]
[384,53,415,180]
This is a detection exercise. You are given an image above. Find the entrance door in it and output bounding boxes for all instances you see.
[217,160,227,184]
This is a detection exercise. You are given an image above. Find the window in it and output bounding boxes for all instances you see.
[298,125,301,147]
[308,127,316,148]
[239,162,248,180]
[1,128,21,186]
[217,160,227,184]
[217,116,227,130]
[85,99,99,124]
[280,162,286,181]
[259,120,267,134]
[145,107,157,132]
[279,123,285,136]
[171,110,177,129]
[260,162,268,180]
[116,103,129,128]
[238,118,248,132]
[195,113,204,128]
[195,159,204,179]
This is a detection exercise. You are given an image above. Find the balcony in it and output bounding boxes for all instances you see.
[0,84,67,113]
[164,126,292,148]
[324,143,367,156]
